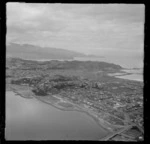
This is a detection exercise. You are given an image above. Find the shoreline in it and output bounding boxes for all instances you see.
[6,90,111,139]
[114,75,143,82]
[106,73,143,82]
[107,70,143,82]
[30,94,112,135]
[33,95,111,134]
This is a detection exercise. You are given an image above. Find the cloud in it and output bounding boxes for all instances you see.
[6,3,144,56]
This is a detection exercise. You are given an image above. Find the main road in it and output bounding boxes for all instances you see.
[100,124,135,141]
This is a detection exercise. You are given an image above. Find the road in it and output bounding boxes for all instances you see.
[100,124,135,141]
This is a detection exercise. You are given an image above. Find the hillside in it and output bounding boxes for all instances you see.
[6,57,122,72]
[6,43,86,60]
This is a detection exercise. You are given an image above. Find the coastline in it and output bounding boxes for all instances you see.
[114,75,143,82]
[107,69,143,82]
[33,94,111,134]
[6,90,111,139]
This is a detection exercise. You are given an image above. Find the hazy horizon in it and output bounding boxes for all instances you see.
[7,3,144,66]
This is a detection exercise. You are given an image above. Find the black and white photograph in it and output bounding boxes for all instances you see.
[5,3,144,141]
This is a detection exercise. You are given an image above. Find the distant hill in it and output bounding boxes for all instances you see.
[6,43,87,60]
[6,43,104,60]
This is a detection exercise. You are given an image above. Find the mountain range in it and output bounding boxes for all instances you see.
[6,43,104,60]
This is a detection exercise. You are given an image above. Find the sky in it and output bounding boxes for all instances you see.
[7,3,144,58]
